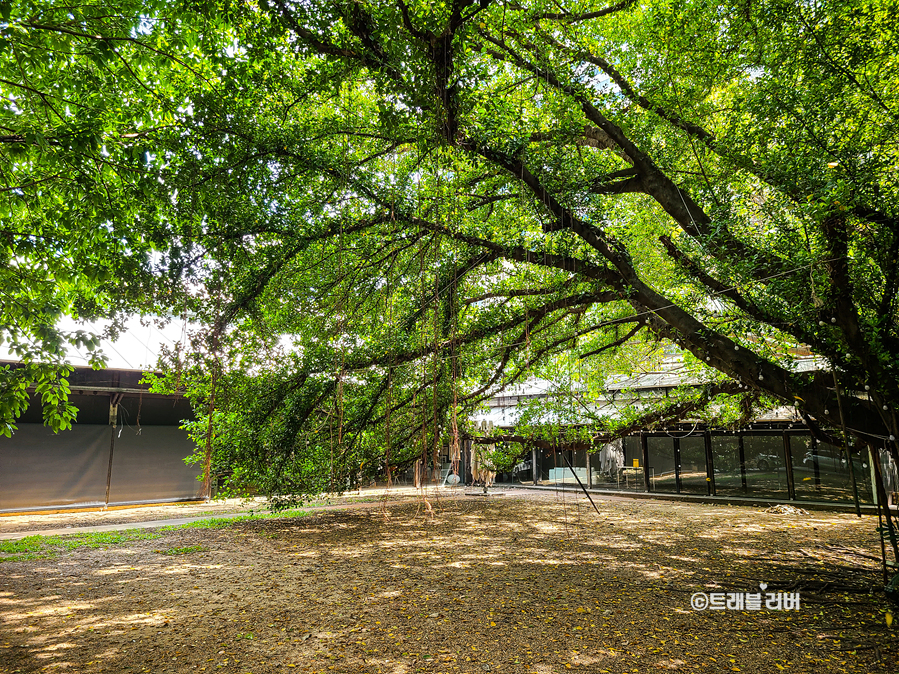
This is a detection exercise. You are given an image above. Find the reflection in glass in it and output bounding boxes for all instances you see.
[712,435,743,495]
[793,439,874,503]
[647,436,676,492]
[587,438,646,491]
[679,435,708,494]
[741,435,788,498]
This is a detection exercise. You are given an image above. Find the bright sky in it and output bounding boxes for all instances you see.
[0,316,189,372]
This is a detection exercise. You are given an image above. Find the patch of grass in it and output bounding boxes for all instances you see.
[161,508,310,531]
[163,516,237,530]
[44,530,162,549]
[0,529,161,562]
[155,545,207,555]
[0,536,47,554]
[244,508,310,520]
[0,508,312,562]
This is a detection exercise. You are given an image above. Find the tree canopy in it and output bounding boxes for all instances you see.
[3,0,898,500]
[0,0,228,431]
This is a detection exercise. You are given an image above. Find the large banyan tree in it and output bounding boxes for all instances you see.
[2,0,898,502]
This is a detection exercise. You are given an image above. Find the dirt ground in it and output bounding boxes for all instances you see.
[1,492,896,674]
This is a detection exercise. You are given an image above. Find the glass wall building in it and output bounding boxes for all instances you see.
[524,425,885,506]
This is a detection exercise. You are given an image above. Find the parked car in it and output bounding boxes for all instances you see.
[751,453,780,471]
[802,451,867,474]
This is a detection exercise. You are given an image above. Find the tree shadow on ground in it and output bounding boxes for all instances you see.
[0,496,894,674]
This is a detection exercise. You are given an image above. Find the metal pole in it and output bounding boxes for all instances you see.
[870,450,879,507]
[673,436,682,494]
[641,433,650,492]
[811,435,821,491]
[832,371,861,517]
[704,430,715,496]
[738,433,747,493]
[870,444,899,567]
[783,431,796,501]
[870,446,889,584]
[104,394,122,507]
[105,427,116,507]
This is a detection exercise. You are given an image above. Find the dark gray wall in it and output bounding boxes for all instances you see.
[0,387,200,512]
[0,424,110,510]
[108,425,203,504]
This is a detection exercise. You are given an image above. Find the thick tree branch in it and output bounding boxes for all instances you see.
[451,138,873,434]
[532,0,637,22]
[404,213,624,288]
[571,44,899,235]
[529,126,632,162]
[820,215,898,434]
[345,289,621,374]
[590,175,644,195]
[463,278,576,304]
[475,30,789,279]
[271,0,405,83]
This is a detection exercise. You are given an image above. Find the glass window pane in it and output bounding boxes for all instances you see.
[743,434,788,498]
[513,448,534,484]
[880,448,899,497]
[538,449,586,486]
[622,436,646,491]
[711,435,744,495]
[589,440,624,490]
[587,438,645,491]
[679,435,708,494]
[537,448,555,484]
[795,440,874,504]
[647,436,676,493]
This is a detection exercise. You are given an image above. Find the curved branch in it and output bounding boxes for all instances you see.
[578,323,641,360]
[532,0,637,22]
[657,234,756,314]
[475,30,789,279]
[463,277,576,304]
[571,43,898,234]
